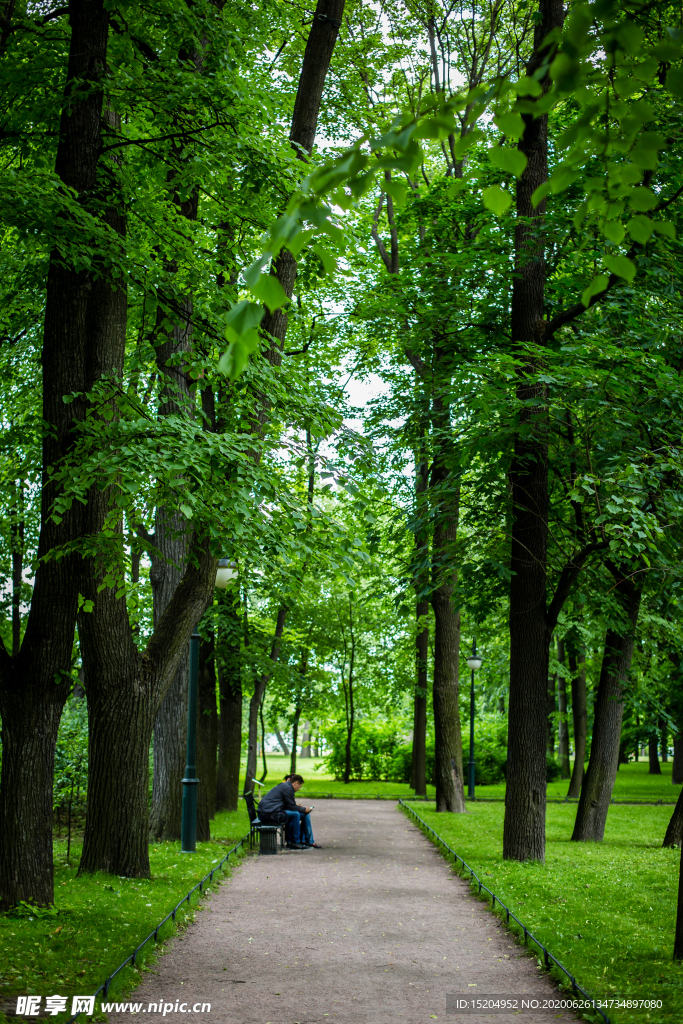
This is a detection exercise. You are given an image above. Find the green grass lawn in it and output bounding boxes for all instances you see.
[250,754,680,803]
[403,800,682,1024]
[0,810,250,1024]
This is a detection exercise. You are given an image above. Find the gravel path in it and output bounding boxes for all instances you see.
[107,800,580,1023]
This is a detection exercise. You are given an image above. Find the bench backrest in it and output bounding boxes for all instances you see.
[244,789,258,823]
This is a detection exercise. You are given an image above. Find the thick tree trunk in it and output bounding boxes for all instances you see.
[664,787,683,848]
[649,734,662,775]
[276,730,290,756]
[673,730,683,786]
[567,651,587,797]
[78,537,217,875]
[0,0,113,910]
[557,639,570,778]
[503,0,564,863]
[661,720,668,763]
[80,619,156,877]
[244,605,288,793]
[198,634,218,823]
[571,582,641,842]
[215,588,242,812]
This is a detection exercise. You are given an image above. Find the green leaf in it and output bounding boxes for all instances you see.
[629,188,658,212]
[652,220,677,239]
[179,503,194,520]
[603,255,636,283]
[493,111,526,139]
[218,329,260,380]
[581,274,609,307]
[601,220,625,244]
[452,130,483,160]
[489,147,527,178]
[381,178,408,209]
[250,274,289,313]
[626,215,653,244]
[482,185,512,216]
[513,77,542,97]
[224,300,264,341]
[666,67,683,97]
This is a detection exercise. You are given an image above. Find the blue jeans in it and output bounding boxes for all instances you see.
[300,813,314,846]
[283,809,301,844]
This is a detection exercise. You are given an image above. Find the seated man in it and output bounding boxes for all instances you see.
[284,774,321,849]
[256,773,311,851]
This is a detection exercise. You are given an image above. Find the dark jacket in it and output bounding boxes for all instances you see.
[257,781,304,823]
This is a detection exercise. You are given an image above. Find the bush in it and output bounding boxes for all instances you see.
[322,721,405,780]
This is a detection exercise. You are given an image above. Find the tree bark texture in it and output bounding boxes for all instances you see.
[244,604,288,793]
[567,651,587,798]
[664,787,683,849]
[675,842,683,959]
[0,0,116,909]
[547,670,556,755]
[215,590,242,812]
[503,0,564,863]
[197,634,218,823]
[673,730,683,786]
[571,583,641,842]
[78,537,217,875]
[557,638,570,778]
[291,706,302,775]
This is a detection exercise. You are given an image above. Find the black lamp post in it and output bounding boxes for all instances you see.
[181,559,237,854]
[466,640,483,801]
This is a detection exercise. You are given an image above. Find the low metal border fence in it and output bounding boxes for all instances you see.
[65,831,251,1023]
[399,799,610,1024]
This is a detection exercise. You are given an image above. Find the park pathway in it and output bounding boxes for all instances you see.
[107,800,580,1024]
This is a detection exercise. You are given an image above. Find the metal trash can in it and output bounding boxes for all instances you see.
[259,827,279,855]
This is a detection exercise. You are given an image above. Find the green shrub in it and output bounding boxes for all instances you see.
[322,721,405,780]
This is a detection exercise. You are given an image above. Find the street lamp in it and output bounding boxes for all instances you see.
[181,558,238,854]
[466,640,483,801]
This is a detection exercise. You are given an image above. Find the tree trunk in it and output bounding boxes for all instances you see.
[0,0,113,910]
[660,720,668,763]
[673,730,683,786]
[198,633,218,823]
[244,604,288,793]
[664,787,683,848]
[649,733,662,775]
[503,0,564,863]
[301,722,313,757]
[675,843,683,960]
[413,443,429,797]
[10,480,23,657]
[430,472,465,813]
[291,706,302,775]
[343,605,356,784]
[78,537,217,876]
[547,670,556,755]
[215,588,242,812]
[571,581,641,842]
[557,639,570,778]
[567,651,587,797]
[275,730,290,756]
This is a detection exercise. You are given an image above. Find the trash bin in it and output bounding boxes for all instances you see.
[259,827,279,855]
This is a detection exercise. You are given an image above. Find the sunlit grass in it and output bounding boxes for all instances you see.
[406,801,682,1024]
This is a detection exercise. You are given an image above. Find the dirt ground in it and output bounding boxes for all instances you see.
[106,800,582,1023]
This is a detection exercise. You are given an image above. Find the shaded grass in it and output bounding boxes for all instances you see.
[405,801,682,1024]
[0,810,250,1023]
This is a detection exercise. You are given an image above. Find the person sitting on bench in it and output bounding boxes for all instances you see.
[284,774,321,848]
[257,774,311,851]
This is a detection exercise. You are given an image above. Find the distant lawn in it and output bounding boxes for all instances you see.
[404,801,682,1024]
[0,810,249,1024]
[245,755,680,803]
